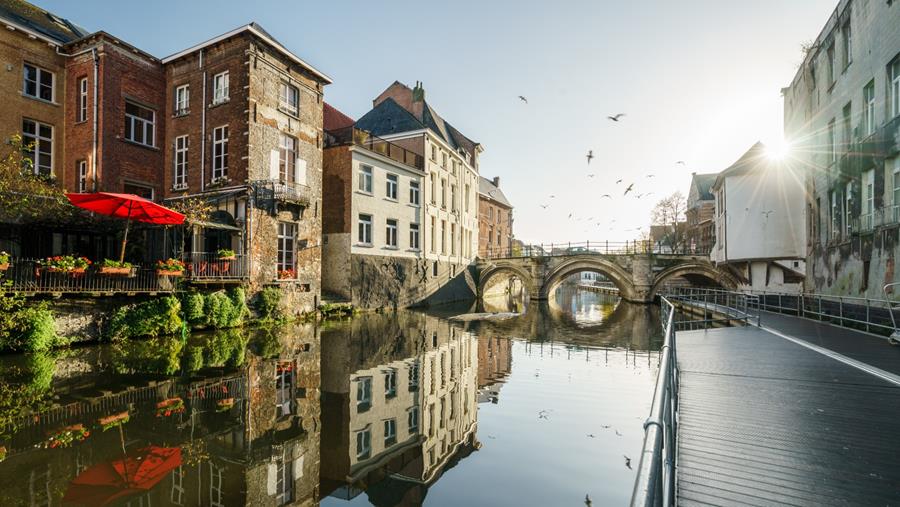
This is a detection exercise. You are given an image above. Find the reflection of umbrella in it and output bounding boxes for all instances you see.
[63,446,182,506]
[66,193,185,263]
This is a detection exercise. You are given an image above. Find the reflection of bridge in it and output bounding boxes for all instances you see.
[476,250,738,304]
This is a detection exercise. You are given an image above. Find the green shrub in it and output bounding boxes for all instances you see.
[255,287,283,321]
[249,328,282,359]
[0,291,60,353]
[185,345,204,372]
[106,296,182,340]
[111,336,184,375]
[181,292,205,324]
[204,328,248,367]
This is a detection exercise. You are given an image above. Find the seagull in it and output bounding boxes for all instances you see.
[624,455,632,469]
[600,425,611,429]
[607,113,626,122]
[676,161,685,165]
[646,174,655,178]
[586,150,594,164]
[635,193,644,199]
[568,213,573,219]
[585,494,593,506]
[616,179,623,184]
[615,429,623,436]
[587,174,595,178]
[623,184,634,196]
[540,204,549,209]
[587,433,596,438]
[549,194,556,199]
[762,210,775,218]
[518,95,528,103]
[601,194,611,199]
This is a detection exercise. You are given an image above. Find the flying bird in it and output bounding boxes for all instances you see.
[586,150,594,164]
[568,213,573,219]
[587,174,595,178]
[676,161,686,165]
[623,184,634,196]
[549,194,556,199]
[518,95,528,103]
[607,113,626,122]
[635,193,644,199]
[540,204,549,209]
[762,210,775,219]
[616,179,623,184]
[615,429,623,436]
[600,194,611,199]
[646,174,655,178]
[585,494,592,507]
[624,455,632,470]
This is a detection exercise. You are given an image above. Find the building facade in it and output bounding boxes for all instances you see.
[783,0,900,297]
[322,104,428,308]
[477,176,513,258]
[711,143,807,293]
[685,172,717,254]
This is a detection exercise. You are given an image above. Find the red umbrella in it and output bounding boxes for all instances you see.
[66,192,185,263]
[63,446,182,506]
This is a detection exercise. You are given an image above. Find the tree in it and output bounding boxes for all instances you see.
[0,134,74,224]
[651,192,688,252]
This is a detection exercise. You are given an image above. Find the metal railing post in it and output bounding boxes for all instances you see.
[839,297,844,327]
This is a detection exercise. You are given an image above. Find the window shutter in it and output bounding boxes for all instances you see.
[266,464,276,495]
[295,158,307,186]
[270,149,280,180]
[293,455,305,479]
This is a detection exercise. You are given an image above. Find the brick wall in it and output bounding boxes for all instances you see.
[478,196,512,256]
[322,145,351,234]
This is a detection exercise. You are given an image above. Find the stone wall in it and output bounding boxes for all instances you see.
[347,253,476,310]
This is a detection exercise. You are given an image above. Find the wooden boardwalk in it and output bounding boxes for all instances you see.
[676,321,900,506]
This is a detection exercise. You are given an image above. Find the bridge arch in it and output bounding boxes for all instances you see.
[478,263,534,299]
[539,255,637,301]
[649,262,739,299]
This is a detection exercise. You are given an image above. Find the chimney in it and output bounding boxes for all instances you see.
[492,176,500,188]
[411,81,425,120]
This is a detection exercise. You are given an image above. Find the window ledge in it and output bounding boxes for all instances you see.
[74,119,89,126]
[355,190,374,197]
[119,138,160,151]
[384,197,399,203]
[355,243,374,248]
[277,106,300,119]
[172,110,190,118]
[171,185,189,192]
[209,98,230,108]
[21,92,60,106]
[384,246,399,251]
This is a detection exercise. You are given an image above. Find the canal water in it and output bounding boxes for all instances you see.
[0,284,661,506]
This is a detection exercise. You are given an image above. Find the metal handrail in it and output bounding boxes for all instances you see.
[631,297,678,507]
[481,240,712,260]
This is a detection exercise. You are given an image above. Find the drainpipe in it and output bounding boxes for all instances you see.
[200,49,206,192]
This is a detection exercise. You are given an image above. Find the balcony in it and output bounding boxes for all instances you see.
[1,259,181,295]
[187,252,249,282]
[325,126,424,170]
[251,180,311,215]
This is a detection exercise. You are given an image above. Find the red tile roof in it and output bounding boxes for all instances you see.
[324,103,355,131]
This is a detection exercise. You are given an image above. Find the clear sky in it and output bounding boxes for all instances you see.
[40,0,837,243]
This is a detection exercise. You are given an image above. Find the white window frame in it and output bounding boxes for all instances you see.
[277,222,296,273]
[212,125,228,180]
[863,169,874,230]
[827,119,836,163]
[77,160,87,192]
[22,118,53,176]
[891,60,900,119]
[408,406,419,432]
[124,101,156,147]
[78,77,88,122]
[356,428,371,459]
[212,71,229,104]
[386,173,398,200]
[845,181,853,237]
[209,462,224,507]
[279,134,297,183]
[384,419,397,445]
[23,63,53,102]
[174,135,188,189]
[358,214,372,245]
[359,165,373,193]
[174,84,189,115]
[409,180,420,205]
[386,219,398,248]
[409,223,420,250]
[274,455,294,506]
[451,223,456,255]
[279,82,300,116]
[385,369,397,396]
[831,189,842,240]
[357,377,372,406]
[892,158,900,223]
[864,81,876,137]
[170,466,185,506]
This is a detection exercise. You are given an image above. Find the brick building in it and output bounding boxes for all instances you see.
[685,172,716,254]
[477,176,513,258]
[783,0,900,297]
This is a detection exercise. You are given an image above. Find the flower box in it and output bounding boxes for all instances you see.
[218,255,236,261]
[43,424,90,448]
[47,267,87,274]
[156,397,185,417]
[157,269,184,277]
[99,266,131,276]
[216,398,235,412]
[0,263,8,271]
[98,411,130,431]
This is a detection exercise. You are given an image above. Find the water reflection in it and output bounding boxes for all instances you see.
[0,286,661,506]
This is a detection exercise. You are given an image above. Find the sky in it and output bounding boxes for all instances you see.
[39,0,838,243]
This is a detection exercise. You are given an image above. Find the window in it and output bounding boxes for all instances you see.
[430,144,437,161]
[124,101,155,147]
[359,165,373,193]
[170,466,185,506]
[386,173,398,200]
[827,118,836,164]
[430,173,436,204]
[892,158,900,223]
[174,84,189,115]
[841,20,851,69]
[845,181,853,237]
[275,362,294,416]
[409,361,420,391]
[357,377,372,408]
[22,119,53,176]
[862,169,874,230]
[428,404,435,435]
[451,160,457,176]
[174,135,188,188]
[212,125,228,179]
[842,102,852,146]
[274,455,294,506]
[441,220,446,254]
[441,179,447,208]
[451,184,457,211]
[384,419,397,446]
[408,407,419,433]
[386,219,398,248]
[891,59,900,119]
[355,428,371,459]
[464,184,470,212]
[209,463,225,507]
[827,43,835,85]
[451,223,456,255]
[488,207,493,220]
[410,223,420,250]
[831,189,842,240]
[410,180,420,205]
[441,152,447,168]
[358,214,372,244]
[430,217,436,253]
[279,134,297,183]
[212,71,229,104]
[385,369,397,396]
[863,80,876,137]
[277,222,296,273]
[23,63,53,101]
[279,82,300,116]
[77,160,87,192]
[78,77,88,122]
[123,182,153,200]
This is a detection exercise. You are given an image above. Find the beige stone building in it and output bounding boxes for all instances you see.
[477,176,513,258]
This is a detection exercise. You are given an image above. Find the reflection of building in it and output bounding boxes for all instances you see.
[320,312,479,502]
[478,176,514,258]
[477,336,512,404]
[0,324,321,507]
[710,143,806,293]
[783,0,900,297]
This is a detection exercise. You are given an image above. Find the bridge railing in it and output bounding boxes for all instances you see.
[481,241,711,260]
[664,287,761,328]
[631,296,678,507]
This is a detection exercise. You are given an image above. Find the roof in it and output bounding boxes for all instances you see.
[323,103,355,131]
[0,0,89,44]
[478,176,512,208]
[161,22,332,84]
[712,142,769,190]
[690,173,718,201]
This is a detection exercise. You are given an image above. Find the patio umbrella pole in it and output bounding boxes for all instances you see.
[119,201,134,264]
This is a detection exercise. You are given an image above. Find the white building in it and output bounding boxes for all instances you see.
[711,143,807,293]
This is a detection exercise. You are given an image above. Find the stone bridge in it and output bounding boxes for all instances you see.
[476,253,739,304]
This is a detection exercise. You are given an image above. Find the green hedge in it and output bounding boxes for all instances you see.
[106,296,183,340]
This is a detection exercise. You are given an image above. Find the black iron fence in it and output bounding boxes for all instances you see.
[188,252,249,281]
